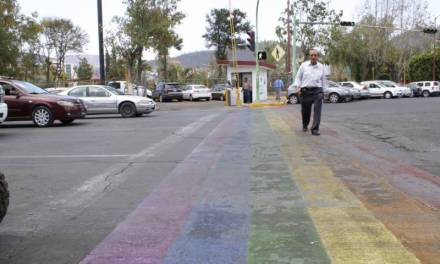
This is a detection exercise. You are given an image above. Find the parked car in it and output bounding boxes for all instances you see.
[339,81,371,98]
[0,171,8,224]
[326,81,353,103]
[407,81,440,97]
[286,81,351,104]
[211,84,231,101]
[0,86,8,124]
[406,83,422,97]
[58,85,156,117]
[182,84,212,101]
[332,81,361,101]
[360,81,402,99]
[0,78,87,127]
[286,84,300,104]
[378,80,412,97]
[152,82,183,102]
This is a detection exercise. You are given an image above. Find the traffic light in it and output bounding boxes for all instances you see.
[246,30,255,52]
[340,21,355,27]
[257,51,267,60]
[423,28,438,34]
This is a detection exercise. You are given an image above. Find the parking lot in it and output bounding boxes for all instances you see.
[0,97,439,263]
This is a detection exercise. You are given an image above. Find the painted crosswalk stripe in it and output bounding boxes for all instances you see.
[265,111,421,264]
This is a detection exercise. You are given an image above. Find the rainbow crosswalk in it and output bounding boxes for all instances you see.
[81,109,440,264]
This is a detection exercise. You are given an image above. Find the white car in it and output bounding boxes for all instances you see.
[378,80,412,97]
[339,81,371,98]
[182,84,212,101]
[58,85,156,117]
[361,81,402,99]
[0,86,8,124]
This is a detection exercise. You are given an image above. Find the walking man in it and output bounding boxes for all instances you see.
[273,78,284,102]
[293,49,327,136]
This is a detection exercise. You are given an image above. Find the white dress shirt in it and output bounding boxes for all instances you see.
[293,60,327,89]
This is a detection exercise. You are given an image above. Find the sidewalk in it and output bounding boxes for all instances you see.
[81,108,439,264]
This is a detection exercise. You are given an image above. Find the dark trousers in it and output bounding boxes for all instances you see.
[300,87,323,131]
[243,89,252,103]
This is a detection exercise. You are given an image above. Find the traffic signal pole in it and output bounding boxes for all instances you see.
[255,0,260,102]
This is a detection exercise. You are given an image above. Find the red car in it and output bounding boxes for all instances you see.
[0,78,87,127]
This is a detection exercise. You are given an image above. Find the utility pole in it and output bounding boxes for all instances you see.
[97,0,105,85]
[286,0,291,75]
[291,6,297,82]
[255,0,260,102]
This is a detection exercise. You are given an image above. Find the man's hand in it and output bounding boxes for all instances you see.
[295,86,301,96]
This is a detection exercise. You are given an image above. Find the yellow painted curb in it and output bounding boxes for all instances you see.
[247,101,287,109]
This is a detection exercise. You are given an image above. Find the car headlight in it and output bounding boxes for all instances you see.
[57,101,75,108]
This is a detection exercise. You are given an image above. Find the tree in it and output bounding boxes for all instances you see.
[0,0,20,75]
[276,0,342,57]
[41,18,88,82]
[408,49,440,81]
[203,8,251,60]
[75,57,93,81]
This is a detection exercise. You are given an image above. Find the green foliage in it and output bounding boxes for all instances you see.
[0,0,20,75]
[276,0,342,57]
[408,50,440,81]
[203,8,251,60]
[75,57,93,81]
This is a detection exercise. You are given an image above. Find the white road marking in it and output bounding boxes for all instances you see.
[0,155,130,159]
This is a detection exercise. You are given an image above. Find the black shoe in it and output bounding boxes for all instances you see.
[302,127,308,132]
[311,130,320,136]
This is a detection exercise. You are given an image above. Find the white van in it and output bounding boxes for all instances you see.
[409,81,440,97]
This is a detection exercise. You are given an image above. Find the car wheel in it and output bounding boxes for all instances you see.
[32,106,54,127]
[329,93,340,103]
[136,113,143,117]
[61,119,75,125]
[0,172,9,223]
[288,94,299,104]
[207,98,211,101]
[422,90,430,97]
[383,92,392,99]
[119,102,137,118]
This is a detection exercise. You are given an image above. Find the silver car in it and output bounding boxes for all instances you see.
[339,81,371,99]
[58,85,156,117]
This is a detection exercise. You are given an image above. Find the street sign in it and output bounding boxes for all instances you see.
[271,45,285,62]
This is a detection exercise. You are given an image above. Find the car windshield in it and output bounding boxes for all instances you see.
[12,80,49,94]
[379,81,397,87]
[105,86,124,95]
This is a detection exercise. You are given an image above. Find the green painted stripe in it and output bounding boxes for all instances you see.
[247,110,331,264]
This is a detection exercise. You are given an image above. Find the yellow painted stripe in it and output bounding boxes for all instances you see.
[265,111,421,264]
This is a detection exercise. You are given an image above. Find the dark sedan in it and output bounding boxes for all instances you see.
[0,78,87,127]
[152,82,183,102]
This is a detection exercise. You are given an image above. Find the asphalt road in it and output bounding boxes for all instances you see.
[0,97,439,263]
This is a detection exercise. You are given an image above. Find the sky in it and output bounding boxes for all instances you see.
[17,0,440,59]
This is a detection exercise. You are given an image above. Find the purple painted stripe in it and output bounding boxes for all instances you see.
[80,113,238,264]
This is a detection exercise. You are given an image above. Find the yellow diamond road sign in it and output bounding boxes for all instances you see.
[271,45,285,62]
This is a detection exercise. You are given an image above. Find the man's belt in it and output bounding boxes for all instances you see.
[301,86,320,89]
